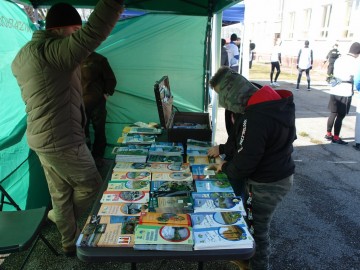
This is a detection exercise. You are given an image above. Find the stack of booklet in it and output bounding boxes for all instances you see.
[190,212,253,250]
[134,212,193,251]
[111,145,149,163]
[77,130,255,251]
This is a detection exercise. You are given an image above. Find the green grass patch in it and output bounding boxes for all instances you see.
[298,131,309,137]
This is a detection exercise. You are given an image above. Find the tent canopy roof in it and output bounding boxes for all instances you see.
[17,0,241,16]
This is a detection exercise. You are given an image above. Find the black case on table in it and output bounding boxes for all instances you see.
[154,76,212,144]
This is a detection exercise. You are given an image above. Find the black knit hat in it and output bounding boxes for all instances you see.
[349,42,360,55]
[45,3,82,30]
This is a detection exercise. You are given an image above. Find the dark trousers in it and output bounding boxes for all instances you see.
[270,62,281,82]
[85,98,107,159]
[296,68,311,88]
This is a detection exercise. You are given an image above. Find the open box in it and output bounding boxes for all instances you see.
[154,76,212,144]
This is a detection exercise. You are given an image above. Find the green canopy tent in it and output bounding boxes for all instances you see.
[0,0,240,210]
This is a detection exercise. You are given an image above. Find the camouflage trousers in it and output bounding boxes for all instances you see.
[246,175,293,270]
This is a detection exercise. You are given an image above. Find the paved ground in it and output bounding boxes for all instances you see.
[2,79,360,270]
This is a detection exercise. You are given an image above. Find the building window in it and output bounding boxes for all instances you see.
[320,4,331,38]
[301,9,312,38]
[287,12,295,38]
[342,0,360,38]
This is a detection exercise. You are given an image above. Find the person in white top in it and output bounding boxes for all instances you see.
[226,33,240,72]
[325,42,360,145]
[270,39,282,87]
[296,40,313,91]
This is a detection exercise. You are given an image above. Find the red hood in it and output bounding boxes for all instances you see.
[247,85,282,106]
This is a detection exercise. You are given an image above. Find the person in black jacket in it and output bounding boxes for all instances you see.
[209,66,295,270]
[81,52,117,168]
[324,44,341,83]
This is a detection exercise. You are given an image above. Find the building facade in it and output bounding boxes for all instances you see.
[244,0,360,69]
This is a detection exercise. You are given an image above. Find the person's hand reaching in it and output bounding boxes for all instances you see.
[207,145,220,157]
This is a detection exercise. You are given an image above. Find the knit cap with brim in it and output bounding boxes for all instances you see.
[217,68,259,114]
[45,2,82,30]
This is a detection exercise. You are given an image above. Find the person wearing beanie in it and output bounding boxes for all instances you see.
[226,33,240,72]
[209,66,295,270]
[11,0,125,257]
[325,42,360,145]
[296,40,313,90]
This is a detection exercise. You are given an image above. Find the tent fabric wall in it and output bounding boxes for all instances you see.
[0,0,50,210]
[96,14,208,144]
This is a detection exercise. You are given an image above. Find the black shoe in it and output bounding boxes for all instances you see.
[324,134,333,140]
[62,246,76,257]
[331,138,348,145]
[353,144,360,151]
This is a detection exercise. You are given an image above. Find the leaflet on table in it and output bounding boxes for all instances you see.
[111,171,151,181]
[100,191,150,204]
[99,215,140,225]
[190,212,247,228]
[192,171,228,181]
[76,216,102,247]
[139,212,191,226]
[106,180,150,192]
[192,192,246,215]
[113,162,152,172]
[186,139,212,149]
[117,134,156,145]
[134,224,193,247]
[149,193,194,213]
[147,154,183,163]
[148,162,190,173]
[149,142,184,155]
[191,164,216,176]
[151,172,193,182]
[97,203,148,216]
[111,145,150,155]
[193,225,254,250]
[111,146,149,163]
[97,223,135,247]
[150,181,195,193]
[186,149,209,156]
[194,179,234,193]
[187,155,221,165]
[122,126,162,135]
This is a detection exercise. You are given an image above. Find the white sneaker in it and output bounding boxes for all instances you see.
[270,82,274,86]
[295,88,299,91]
[273,82,280,87]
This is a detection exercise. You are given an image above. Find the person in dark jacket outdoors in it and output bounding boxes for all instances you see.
[81,52,117,168]
[11,1,125,256]
[209,66,296,270]
[324,44,341,83]
[221,38,229,66]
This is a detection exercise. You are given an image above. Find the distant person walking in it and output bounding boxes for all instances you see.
[296,40,313,91]
[270,39,282,87]
[249,42,256,69]
[221,38,229,66]
[324,44,341,83]
[325,42,360,145]
[226,33,240,72]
